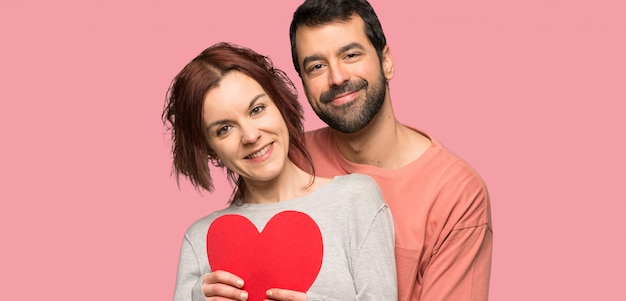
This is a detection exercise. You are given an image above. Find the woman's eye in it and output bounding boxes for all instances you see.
[251,105,265,116]
[216,125,232,136]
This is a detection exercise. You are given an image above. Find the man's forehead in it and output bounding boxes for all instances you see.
[296,14,363,35]
[295,18,367,49]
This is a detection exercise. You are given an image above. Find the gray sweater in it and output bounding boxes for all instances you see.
[173,173,397,301]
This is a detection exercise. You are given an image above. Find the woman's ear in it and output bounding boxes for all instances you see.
[208,152,223,168]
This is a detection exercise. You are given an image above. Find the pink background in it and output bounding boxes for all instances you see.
[1,0,624,299]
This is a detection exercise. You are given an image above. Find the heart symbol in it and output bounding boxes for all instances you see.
[206,211,323,301]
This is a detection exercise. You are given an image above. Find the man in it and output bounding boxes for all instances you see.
[200,0,492,300]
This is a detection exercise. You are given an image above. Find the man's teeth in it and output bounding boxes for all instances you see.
[247,144,271,159]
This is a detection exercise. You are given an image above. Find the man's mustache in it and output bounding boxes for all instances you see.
[320,79,367,104]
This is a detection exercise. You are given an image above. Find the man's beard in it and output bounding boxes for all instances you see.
[312,71,387,134]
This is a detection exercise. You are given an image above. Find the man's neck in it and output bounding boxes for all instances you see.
[331,103,431,169]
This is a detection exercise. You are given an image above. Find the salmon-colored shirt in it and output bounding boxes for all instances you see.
[303,127,493,301]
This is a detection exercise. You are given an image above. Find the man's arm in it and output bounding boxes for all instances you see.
[419,182,493,301]
[420,224,493,300]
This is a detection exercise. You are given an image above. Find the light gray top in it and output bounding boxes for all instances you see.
[173,173,397,301]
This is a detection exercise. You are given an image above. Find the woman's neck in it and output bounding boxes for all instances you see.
[242,162,318,204]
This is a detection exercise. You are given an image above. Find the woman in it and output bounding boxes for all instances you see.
[163,42,396,301]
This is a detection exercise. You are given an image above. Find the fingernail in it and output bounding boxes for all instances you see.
[236,279,244,288]
[266,290,273,297]
[240,291,248,300]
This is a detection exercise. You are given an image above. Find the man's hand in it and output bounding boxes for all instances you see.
[202,270,248,301]
[264,288,307,301]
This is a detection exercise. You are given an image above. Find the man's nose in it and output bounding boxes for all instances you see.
[328,62,349,87]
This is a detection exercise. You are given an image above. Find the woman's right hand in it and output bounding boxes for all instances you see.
[202,270,249,301]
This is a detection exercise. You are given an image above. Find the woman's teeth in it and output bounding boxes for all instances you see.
[247,143,271,159]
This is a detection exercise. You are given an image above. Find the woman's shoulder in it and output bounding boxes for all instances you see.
[326,173,386,209]
[183,207,233,238]
[333,173,380,190]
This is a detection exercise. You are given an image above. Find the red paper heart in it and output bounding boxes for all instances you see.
[206,211,323,301]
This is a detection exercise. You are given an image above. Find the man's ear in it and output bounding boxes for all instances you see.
[382,45,395,81]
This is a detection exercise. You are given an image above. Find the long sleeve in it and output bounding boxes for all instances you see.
[353,203,398,300]
[171,174,400,301]
[172,235,206,301]
[307,203,397,301]
[304,174,398,300]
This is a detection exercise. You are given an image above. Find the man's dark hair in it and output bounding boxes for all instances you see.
[289,0,387,75]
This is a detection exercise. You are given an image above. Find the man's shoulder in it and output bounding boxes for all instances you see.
[407,130,492,228]
[305,127,332,140]
[404,127,487,191]
[433,141,484,179]
[304,127,335,153]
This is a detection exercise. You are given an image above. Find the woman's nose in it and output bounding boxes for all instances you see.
[241,125,261,144]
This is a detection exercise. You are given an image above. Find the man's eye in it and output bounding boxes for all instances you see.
[345,52,360,59]
[308,63,323,73]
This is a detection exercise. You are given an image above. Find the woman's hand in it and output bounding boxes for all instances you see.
[264,288,307,301]
[202,271,307,301]
[202,270,249,301]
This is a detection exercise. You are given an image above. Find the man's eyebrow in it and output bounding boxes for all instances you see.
[302,54,324,70]
[338,42,365,55]
[301,42,366,69]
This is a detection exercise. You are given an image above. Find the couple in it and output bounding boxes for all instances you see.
[163,0,493,300]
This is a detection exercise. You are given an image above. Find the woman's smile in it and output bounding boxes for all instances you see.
[245,142,274,160]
